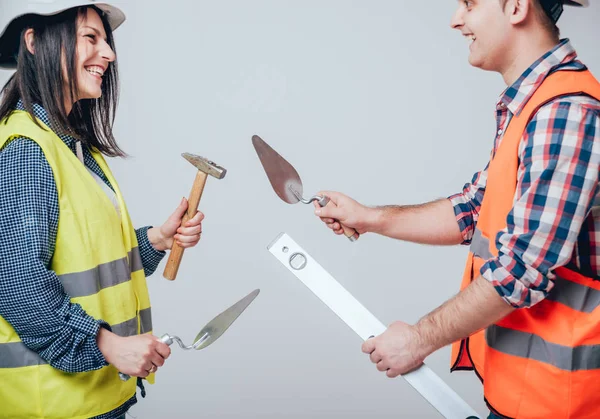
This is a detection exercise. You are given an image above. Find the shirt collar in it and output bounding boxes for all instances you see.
[498,38,583,116]
[15,99,78,148]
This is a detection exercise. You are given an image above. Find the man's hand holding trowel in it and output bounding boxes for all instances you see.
[311,191,373,237]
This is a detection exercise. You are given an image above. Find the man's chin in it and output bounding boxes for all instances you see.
[468,54,500,73]
[468,54,482,68]
[469,55,494,72]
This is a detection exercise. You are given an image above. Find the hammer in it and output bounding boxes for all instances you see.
[163,153,227,281]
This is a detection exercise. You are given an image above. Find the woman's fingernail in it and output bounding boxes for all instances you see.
[315,209,321,215]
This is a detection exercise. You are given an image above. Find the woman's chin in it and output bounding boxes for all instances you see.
[78,91,103,101]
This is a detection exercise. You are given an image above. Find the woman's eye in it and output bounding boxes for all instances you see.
[85,34,96,42]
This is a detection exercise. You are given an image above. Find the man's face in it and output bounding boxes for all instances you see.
[451,0,513,72]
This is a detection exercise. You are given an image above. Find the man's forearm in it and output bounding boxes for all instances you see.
[370,198,464,245]
[415,276,515,355]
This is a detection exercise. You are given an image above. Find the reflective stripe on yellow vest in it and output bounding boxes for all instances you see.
[0,111,154,419]
[450,70,600,419]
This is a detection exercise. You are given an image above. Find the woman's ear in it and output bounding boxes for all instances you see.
[24,28,35,55]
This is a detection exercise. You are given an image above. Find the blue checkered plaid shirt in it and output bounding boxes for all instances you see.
[0,101,165,418]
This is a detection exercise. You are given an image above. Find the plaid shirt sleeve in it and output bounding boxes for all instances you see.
[0,138,109,372]
[481,100,600,308]
[448,164,488,245]
[135,226,165,276]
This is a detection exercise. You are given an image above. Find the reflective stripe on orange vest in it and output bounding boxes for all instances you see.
[450,69,600,419]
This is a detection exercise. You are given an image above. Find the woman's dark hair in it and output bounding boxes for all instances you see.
[0,5,124,157]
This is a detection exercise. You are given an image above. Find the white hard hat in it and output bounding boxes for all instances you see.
[0,0,125,69]
[564,0,589,6]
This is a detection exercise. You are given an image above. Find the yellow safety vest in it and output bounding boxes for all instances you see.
[0,111,154,419]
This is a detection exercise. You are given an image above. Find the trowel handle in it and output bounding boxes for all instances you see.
[320,196,360,242]
[118,334,174,381]
[163,170,208,281]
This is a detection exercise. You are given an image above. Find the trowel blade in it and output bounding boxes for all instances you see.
[252,135,303,204]
[193,289,260,350]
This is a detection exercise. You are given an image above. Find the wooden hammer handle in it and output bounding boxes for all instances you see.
[163,170,208,280]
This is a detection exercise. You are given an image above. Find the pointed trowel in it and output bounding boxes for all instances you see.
[252,135,359,242]
[118,289,260,381]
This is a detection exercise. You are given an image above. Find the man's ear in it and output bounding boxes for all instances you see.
[506,0,531,25]
[24,28,35,55]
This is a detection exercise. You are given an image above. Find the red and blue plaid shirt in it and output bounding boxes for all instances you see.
[449,39,600,308]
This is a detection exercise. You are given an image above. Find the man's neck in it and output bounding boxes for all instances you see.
[500,36,559,86]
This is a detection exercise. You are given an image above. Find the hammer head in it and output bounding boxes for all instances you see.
[182,153,227,179]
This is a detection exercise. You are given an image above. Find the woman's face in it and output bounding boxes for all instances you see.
[73,8,115,101]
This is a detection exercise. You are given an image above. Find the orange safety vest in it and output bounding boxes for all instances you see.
[450,69,600,419]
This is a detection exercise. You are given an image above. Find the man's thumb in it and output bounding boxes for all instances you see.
[315,203,342,220]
